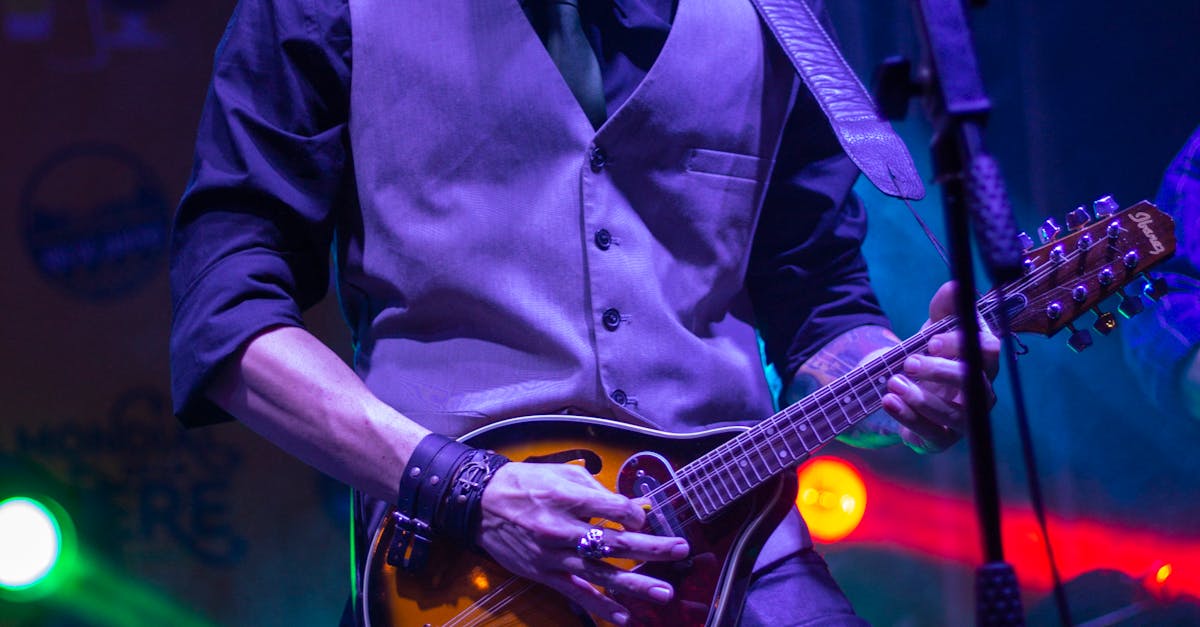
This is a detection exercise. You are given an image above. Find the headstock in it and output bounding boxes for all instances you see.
[997,198,1176,350]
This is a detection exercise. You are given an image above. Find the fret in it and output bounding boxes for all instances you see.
[828,380,858,430]
[692,475,719,518]
[846,370,873,418]
[677,467,715,518]
[733,434,766,484]
[672,469,696,515]
[748,429,780,475]
[787,406,823,450]
[694,454,728,506]
[865,363,893,405]
[710,449,738,502]
[763,419,798,464]
[810,393,837,442]
[725,440,756,490]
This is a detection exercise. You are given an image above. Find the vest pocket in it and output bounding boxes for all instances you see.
[685,148,771,182]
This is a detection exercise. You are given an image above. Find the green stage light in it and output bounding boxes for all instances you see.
[0,497,65,592]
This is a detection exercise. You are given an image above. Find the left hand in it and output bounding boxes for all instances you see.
[880,281,1000,453]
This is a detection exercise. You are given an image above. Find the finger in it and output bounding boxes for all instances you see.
[928,281,959,322]
[544,573,631,626]
[927,331,1001,381]
[903,355,966,387]
[557,466,648,529]
[574,527,690,562]
[885,375,961,436]
[568,492,646,530]
[561,554,676,605]
[882,392,956,453]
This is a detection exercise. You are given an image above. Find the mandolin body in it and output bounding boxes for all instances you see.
[363,415,793,627]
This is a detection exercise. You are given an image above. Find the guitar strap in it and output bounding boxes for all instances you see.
[750,0,926,201]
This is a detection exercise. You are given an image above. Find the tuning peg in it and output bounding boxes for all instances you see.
[1093,195,1120,218]
[1017,232,1034,252]
[1067,323,1094,353]
[1098,266,1115,287]
[1118,289,1146,318]
[1038,218,1062,243]
[1066,206,1091,230]
[1092,307,1118,335]
[1142,273,1168,301]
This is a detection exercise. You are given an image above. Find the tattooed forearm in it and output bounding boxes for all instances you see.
[785,325,904,449]
[793,325,898,387]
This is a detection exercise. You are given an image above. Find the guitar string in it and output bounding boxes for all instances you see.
[441,582,516,627]
[507,238,1093,541]
[454,585,530,627]
[669,233,1138,517]
[437,230,1139,624]
[443,577,536,627]
[609,234,1133,530]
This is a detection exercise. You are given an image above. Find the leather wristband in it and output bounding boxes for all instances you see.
[395,433,506,545]
[389,433,467,572]
[439,449,509,546]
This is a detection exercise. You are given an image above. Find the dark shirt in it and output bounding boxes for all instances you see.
[170,0,889,425]
[1122,125,1200,416]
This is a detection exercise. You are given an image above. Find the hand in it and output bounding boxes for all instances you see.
[477,462,690,625]
[881,281,1000,453]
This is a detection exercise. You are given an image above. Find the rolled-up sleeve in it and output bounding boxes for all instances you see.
[170,0,352,426]
[746,87,891,388]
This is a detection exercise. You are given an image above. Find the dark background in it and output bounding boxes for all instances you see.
[1,1,1197,625]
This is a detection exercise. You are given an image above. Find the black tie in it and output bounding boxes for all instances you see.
[523,0,608,129]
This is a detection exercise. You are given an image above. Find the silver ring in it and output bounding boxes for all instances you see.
[576,527,612,560]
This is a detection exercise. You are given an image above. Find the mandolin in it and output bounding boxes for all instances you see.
[364,199,1176,626]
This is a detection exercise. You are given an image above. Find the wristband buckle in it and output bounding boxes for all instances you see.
[386,510,432,573]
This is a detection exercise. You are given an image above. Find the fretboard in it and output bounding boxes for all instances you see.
[673,291,1005,520]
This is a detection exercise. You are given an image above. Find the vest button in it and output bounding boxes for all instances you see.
[594,229,612,250]
[601,308,621,331]
[610,389,628,406]
[589,146,608,172]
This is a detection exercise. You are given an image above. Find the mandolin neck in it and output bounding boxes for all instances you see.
[673,291,1006,520]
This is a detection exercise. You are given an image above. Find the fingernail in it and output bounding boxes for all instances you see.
[904,356,922,373]
[649,586,673,603]
[669,541,690,559]
[929,338,944,354]
[612,612,629,625]
[889,375,911,394]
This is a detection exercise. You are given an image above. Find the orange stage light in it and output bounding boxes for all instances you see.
[795,457,867,542]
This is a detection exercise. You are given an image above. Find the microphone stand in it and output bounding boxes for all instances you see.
[877,1,1026,624]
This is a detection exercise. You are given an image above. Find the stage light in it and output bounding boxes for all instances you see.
[1155,563,1173,585]
[796,457,867,543]
[0,496,64,592]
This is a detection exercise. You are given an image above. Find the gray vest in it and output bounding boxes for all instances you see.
[345,0,797,437]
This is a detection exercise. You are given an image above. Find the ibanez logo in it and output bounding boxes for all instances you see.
[1130,212,1166,255]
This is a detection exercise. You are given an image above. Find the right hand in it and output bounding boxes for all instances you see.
[477,462,691,625]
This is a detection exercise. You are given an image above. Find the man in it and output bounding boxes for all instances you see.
[1123,125,1200,422]
[170,0,998,624]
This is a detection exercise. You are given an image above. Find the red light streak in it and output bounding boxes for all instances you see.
[814,467,1200,597]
